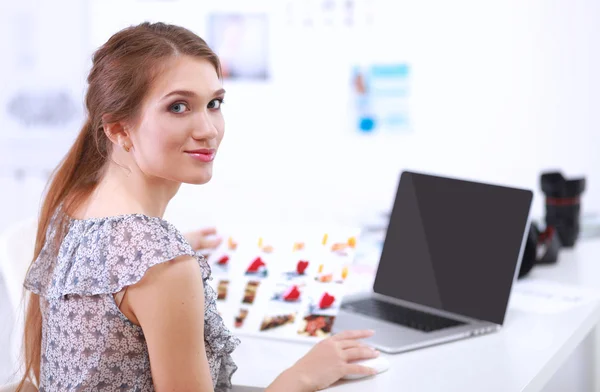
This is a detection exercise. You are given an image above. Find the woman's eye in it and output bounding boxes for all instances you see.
[208,98,224,110]
[169,102,189,113]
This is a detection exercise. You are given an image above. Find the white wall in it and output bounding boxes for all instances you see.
[163,0,600,231]
[1,0,599,231]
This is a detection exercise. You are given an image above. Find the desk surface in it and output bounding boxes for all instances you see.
[230,240,600,392]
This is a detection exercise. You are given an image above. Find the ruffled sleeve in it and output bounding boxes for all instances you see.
[24,214,197,298]
[201,259,241,390]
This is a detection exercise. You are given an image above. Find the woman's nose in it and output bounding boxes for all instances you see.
[191,112,218,140]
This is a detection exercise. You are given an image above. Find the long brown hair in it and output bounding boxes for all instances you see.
[17,22,221,390]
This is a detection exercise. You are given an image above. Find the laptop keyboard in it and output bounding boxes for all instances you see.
[341,298,466,333]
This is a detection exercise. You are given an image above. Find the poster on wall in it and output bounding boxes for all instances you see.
[350,63,411,134]
[207,13,269,80]
[204,226,359,343]
[0,0,88,177]
[284,0,376,28]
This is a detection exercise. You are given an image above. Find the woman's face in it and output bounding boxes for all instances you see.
[128,55,225,185]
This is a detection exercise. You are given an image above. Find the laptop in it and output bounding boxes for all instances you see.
[333,171,533,353]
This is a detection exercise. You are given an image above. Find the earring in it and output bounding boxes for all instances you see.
[122,144,130,152]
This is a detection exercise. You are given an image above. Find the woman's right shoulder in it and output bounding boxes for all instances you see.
[25,213,198,298]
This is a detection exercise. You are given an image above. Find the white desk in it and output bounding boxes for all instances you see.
[524,239,600,392]
[231,239,600,392]
[527,239,600,291]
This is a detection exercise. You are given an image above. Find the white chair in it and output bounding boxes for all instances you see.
[0,218,38,384]
[0,218,37,317]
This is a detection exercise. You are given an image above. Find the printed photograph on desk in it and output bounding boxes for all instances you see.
[280,228,354,282]
[277,229,316,281]
[297,283,345,338]
[206,226,358,342]
[314,259,351,285]
[270,281,306,305]
[256,282,305,337]
[259,312,298,335]
[321,231,358,259]
[256,235,276,255]
[298,314,337,338]
[244,234,278,278]
[233,308,250,329]
[306,283,345,316]
[292,239,306,253]
[244,255,270,278]
[312,231,356,284]
[289,228,323,255]
[280,258,314,281]
[216,279,230,301]
[241,280,261,305]
[206,234,240,276]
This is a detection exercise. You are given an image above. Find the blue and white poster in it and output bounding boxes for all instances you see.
[351,63,411,134]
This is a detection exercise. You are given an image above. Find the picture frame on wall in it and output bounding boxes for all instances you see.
[207,13,270,80]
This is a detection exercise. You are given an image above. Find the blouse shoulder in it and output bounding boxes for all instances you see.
[23,213,206,298]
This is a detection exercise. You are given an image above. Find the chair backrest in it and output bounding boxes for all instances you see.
[0,218,37,317]
[0,218,37,384]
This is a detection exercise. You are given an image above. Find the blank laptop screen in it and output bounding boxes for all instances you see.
[373,171,532,325]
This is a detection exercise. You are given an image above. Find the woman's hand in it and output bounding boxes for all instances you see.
[268,330,380,392]
[184,227,222,252]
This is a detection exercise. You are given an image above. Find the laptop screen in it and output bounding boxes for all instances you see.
[373,171,532,325]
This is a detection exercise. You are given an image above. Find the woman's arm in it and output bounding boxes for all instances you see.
[266,330,380,392]
[120,255,378,392]
[123,256,214,391]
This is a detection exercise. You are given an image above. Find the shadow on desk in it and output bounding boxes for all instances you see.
[230,376,378,391]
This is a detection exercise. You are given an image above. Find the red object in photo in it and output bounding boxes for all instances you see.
[247,257,266,273]
[283,285,301,301]
[296,260,309,275]
[319,292,335,309]
[217,255,229,265]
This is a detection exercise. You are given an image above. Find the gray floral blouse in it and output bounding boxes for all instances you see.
[24,212,240,391]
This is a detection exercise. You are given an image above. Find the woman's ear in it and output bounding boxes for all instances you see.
[102,115,132,152]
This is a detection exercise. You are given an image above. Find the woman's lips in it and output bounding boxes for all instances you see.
[185,149,215,162]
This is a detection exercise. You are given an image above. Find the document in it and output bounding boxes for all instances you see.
[509,279,600,314]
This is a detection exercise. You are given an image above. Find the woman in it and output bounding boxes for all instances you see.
[17,22,380,391]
